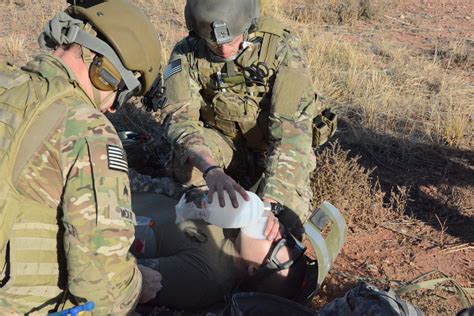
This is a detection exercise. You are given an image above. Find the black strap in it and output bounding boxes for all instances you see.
[203,165,221,178]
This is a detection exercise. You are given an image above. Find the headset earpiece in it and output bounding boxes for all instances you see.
[89,55,123,91]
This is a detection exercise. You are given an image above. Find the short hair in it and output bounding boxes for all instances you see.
[255,255,307,299]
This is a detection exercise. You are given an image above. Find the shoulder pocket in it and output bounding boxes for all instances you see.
[0,65,30,91]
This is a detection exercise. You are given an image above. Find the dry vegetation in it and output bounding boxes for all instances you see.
[0,0,472,314]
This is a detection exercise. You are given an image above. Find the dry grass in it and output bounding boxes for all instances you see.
[432,39,474,71]
[1,0,471,151]
[262,0,394,25]
[1,0,472,313]
[3,36,26,61]
[1,0,470,209]
[300,31,472,148]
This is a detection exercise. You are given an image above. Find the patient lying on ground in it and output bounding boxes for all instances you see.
[136,189,307,311]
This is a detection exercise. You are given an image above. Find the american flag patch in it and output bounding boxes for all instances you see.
[163,59,182,80]
[107,144,128,173]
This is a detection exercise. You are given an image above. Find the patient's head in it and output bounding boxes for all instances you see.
[235,230,307,299]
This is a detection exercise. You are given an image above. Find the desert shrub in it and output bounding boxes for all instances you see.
[311,141,385,227]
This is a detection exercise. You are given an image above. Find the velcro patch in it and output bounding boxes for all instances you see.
[118,207,135,222]
[163,59,182,80]
[107,144,128,173]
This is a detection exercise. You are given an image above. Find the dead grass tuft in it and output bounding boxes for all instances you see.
[431,39,474,71]
[281,0,393,25]
[388,186,410,217]
[4,36,26,61]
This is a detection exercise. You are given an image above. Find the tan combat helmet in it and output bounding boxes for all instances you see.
[184,0,260,45]
[40,0,162,108]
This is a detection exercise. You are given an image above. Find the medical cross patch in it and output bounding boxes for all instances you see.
[107,144,128,173]
[163,59,182,80]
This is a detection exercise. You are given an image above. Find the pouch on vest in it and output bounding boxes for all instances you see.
[312,108,337,147]
[210,92,261,141]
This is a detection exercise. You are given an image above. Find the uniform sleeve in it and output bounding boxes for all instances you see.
[262,34,317,204]
[60,106,141,314]
[161,40,214,164]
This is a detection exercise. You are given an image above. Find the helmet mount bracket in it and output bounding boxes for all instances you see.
[212,21,232,45]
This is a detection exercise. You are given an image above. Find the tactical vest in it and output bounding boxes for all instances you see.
[191,17,336,151]
[0,57,89,313]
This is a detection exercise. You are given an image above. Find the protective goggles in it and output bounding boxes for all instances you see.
[250,230,307,283]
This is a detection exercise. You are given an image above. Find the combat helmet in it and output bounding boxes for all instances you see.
[184,0,260,45]
[39,0,162,108]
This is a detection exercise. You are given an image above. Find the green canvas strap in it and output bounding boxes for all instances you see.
[395,273,473,308]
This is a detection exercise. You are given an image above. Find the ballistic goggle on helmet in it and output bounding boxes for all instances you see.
[184,0,260,46]
[39,0,162,109]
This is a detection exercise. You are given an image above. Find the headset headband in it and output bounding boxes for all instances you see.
[65,25,141,107]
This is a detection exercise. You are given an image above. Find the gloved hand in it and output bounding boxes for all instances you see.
[205,167,249,208]
[138,264,162,303]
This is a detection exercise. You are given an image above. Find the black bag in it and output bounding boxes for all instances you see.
[226,292,317,316]
[319,282,423,316]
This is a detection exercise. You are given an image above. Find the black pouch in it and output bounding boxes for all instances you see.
[226,292,317,316]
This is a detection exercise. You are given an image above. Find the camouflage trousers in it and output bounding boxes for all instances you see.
[167,128,313,234]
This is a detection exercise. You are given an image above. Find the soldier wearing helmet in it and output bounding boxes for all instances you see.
[0,0,162,313]
[154,0,336,238]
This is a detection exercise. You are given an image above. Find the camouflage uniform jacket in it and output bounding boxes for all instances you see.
[162,17,317,205]
[0,54,141,314]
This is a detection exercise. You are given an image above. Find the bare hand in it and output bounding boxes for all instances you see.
[205,168,249,208]
[138,264,162,303]
[262,197,282,241]
[264,212,282,241]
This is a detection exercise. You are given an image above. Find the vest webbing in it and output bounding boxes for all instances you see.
[0,64,90,313]
[196,17,285,151]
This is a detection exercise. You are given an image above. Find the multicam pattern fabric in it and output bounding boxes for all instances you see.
[161,17,318,229]
[0,54,141,314]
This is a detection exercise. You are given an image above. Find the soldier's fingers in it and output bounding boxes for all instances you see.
[269,219,280,240]
[275,229,282,240]
[227,186,239,209]
[264,216,274,236]
[265,216,280,241]
[217,186,226,207]
[235,183,249,201]
[208,186,216,203]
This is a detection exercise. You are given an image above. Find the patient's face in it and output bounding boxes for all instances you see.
[236,232,291,277]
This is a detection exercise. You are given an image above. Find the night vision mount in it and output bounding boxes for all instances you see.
[212,21,232,45]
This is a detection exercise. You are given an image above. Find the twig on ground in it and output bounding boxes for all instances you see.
[438,243,473,254]
[379,223,440,247]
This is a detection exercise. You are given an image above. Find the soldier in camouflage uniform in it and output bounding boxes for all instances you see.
[155,0,336,237]
[0,0,162,314]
